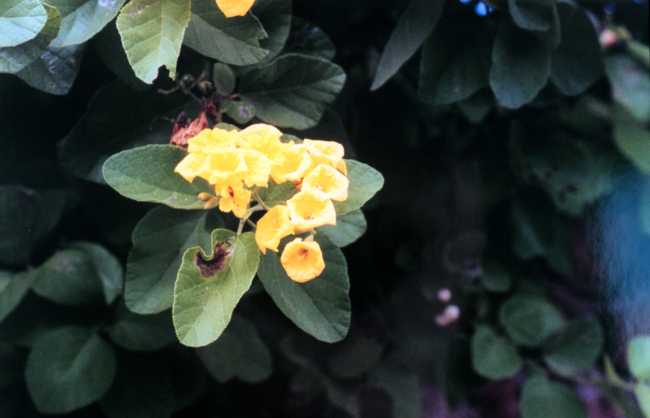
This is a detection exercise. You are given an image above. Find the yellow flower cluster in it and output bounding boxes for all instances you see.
[174,124,349,283]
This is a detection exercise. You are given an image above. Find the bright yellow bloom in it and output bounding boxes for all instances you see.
[287,189,336,233]
[302,164,349,201]
[336,159,347,176]
[280,238,325,282]
[187,128,238,153]
[239,149,273,188]
[206,148,247,193]
[174,152,211,183]
[304,139,344,168]
[216,0,255,17]
[270,144,313,184]
[240,124,288,166]
[255,205,295,254]
[218,182,251,218]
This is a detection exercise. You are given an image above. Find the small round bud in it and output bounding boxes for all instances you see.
[198,192,213,201]
[437,288,452,303]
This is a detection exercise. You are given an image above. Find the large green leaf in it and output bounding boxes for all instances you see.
[43,0,127,48]
[0,0,47,48]
[371,0,445,91]
[103,144,213,209]
[283,17,335,61]
[549,3,604,96]
[0,271,34,323]
[172,229,259,347]
[15,43,85,95]
[542,319,603,375]
[252,0,292,65]
[69,241,124,304]
[25,326,117,414]
[0,4,61,74]
[490,21,551,109]
[471,324,523,379]
[628,335,650,380]
[520,375,587,418]
[60,81,188,183]
[333,160,384,216]
[419,15,492,105]
[257,180,297,207]
[125,205,224,314]
[257,232,350,343]
[196,314,272,383]
[499,295,565,347]
[240,53,346,129]
[319,209,367,248]
[117,0,191,84]
[183,0,267,65]
[508,0,557,32]
[106,301,176,351]
[31,249,105,305]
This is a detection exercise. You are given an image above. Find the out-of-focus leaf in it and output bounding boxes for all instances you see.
[542,318,603,374]
[197,315,272,383]
[369,356,421,418]
[103,144,214,209]
[239,54,345,129]
[60,81,188,183]
[550,3,604,96]
[251,0,292,65]
[125,205,224,314]
[490,21,551,109]
[319,209,367,248]
[500,295,565,347]
[634,383,650,418]
[212,62,235,95]
[69,241,123,304]
[628,335,650,379]
[332,160,384,216]
[15,43,85,95]
[0,271,35,323]
[471,324,523,379]
[0,0,47,48]
[614,113,650,174]
[508,0,558,32]
[183,0,267,66]
[371,0,445,91]
[256,180,297,208]
[117,0,191,84]
[327,330,382,378]
[480,261,512,292]
[605,52,650,123]
[283,17,335,61]
[173,230,259,347]
[25,326,117,414]
[520,375,587,418]
[106,301,176,351]
[258,233,350,343]
[457,89,493,124]
[419,16,492,105]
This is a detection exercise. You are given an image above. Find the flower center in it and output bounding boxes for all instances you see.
[305,213,315,220]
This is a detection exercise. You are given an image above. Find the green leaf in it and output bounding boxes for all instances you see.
[614,116,650,174]
[69,241,124,304]
[257,232,350,343]
[510,188,557,258]
[542,318,603,374]
[25,326,117,414]
[103,144,213,209]
[125,205,224,314]
[60,81,188,183]
[283,17,335,61]
[257,180,297,207]
[418,16,492,105]
[549,3,604,96]
[480,261,512,293]
[520,375,587,418]
[369,356,421,418]
[0,0,47,48]
[252,0,292,66]
[0,271,35,323]
[456,89,494,124]
[117,0,191,84]
[0,342,22,389]
[319,209,367,248]
[224,96,257,124]
[490,21,551,109]
[106,301,176,351]
[508,0,558,32]
[471,324,523,379]
[371,0,445,91]
[499,295,565,347]
[172,229,259,347]
[333,160,384,216]
[99,352,175,418]
[0,4,62,74]
[628,335,650,379]
[634,382,650,418]
[31,249,105,305]
[15,43,85,95]
[327,330,383,378]
[183,0,267,66]
[605,52,650,124]
[43,0,126,48]
[240,53,346,129]
[196,314,272,383]
[212,62,235,95]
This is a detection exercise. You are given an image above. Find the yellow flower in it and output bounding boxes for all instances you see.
[174,152,211,183]
[239,149,273,188]
[187,127,237,153]
[304,139,344,168]
[287,189,336,233]
[302,164,349,202]
[255,205,295,254]
[280,238,325,283]
[336,159,347,176]
[270,144,313,184]
[218,182,251,218]
[240,124,288,166]
[206,148,247,193]
[216,0,255,17]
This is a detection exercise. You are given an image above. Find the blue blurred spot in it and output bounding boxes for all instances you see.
[475,2,488,16]
[459,0,472,4]
[633,0,643,4]
[488,7,494,12]
[604,2,616,13]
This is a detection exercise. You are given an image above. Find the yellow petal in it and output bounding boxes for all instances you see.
[216,0,255,17]
[302,164,349,201]
[287,189,336,232]
[280,238,325,282]
[336,159,347,176]
[218,183,251,218]
[206,148,247,188]
[174,152,210,183]
[239,149,273,188]
[187,127,237,153]
[255,205,295,254]
[240,123,288,166]
[270,144,313,184]
[304,139,345,168]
